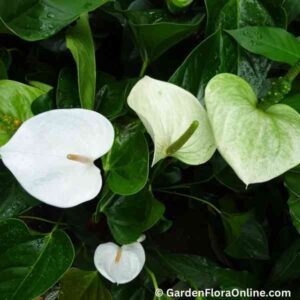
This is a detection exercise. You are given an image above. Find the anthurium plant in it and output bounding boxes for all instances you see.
[0,0,300,299]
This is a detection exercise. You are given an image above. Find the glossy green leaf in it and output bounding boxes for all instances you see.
[282,93,300,112]
[59,268,111,300]
[158,252,257,289]
[103,122,149,195]
[0,167,38,219]
[227,26,300,65]
[66,14,96,109]
[56,68,81,109]
[268,239,300,285]
[125,9,204,63]
[0,218,74,300]
[205,73,300,185]
[171,0,285,98]
[283,0,300,23]
[31,91,55,115]
[222,212,269,260]
[103,189,165,244]
[0,80,45,146]
[96,79,136,120]
[0,0,109,41]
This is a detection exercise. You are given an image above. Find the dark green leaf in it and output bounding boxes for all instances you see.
[284,0,300,23]
[103,122,149,195]
[125,9,204,63]
[222,212,269,260]
[0,218,74,300]
[0,167,38,219]
[288,194,300,234]
[171,0,285,98]
[158,252,257,289]
[268,239,300,285]
[31,90,55,115]
[59,268,111,300]
[103,189,165,244]
[0,0,109,41]
[96,79,137,120]
[66,14,96,109]
[227,26,300,65]
[56,67,81,109]
[285,166,300,197]
[282,93,300,112]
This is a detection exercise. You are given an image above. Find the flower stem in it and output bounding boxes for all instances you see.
[285,59,300,82]
[157,190,222,215]
[145,266,160,300]
[166,120,199,156]
[139,59,148,77]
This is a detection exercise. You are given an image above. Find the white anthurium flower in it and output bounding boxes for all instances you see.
[0,109,114,208]
[94,236,146,284]
[127,76,216,166]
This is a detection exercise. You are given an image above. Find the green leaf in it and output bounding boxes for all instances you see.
[222,212,269,260]
[59,268,111,300]
[282,93,300,112]
[205,73,300,185]
[0,218,74,300]
[288,194,300,234]
[103,122,149,195]
[0,0,109,41]
[268,239,300,285]
[66,14,96,109]
[284,167,300,233]
[125,9,204,63]
[0,80,45,146]
[96,79,137,120]
[0,167,38,219]
[227,26,300,65]
[56,68,81,109]
[284,0,300,23]
[102,189,165,244]
[171,0,285,98]
[158,252,257,289]
[111,280,152,300]
[285,166,300,197]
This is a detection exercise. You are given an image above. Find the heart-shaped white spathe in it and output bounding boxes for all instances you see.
[94,241,145,284]
[205,73,300,185]
[127,76,216,166]
[0,109,114,208]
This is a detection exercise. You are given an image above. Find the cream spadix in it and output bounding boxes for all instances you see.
[94,239,145,284]
[127,76,216,165]
[0,109,114,208]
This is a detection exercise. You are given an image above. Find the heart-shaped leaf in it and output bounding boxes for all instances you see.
[205,73,300,185]
[0,218,74,300]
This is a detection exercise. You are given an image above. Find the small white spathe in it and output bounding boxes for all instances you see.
[127,76,216,166]
[0,109,114,208]
[94,240,146,284]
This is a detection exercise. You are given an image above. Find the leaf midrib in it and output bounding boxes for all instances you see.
[11,232,53,299]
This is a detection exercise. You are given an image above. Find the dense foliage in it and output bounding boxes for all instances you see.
[1,0,300,299]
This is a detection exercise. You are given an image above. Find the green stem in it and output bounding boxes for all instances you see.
[166,120,199,156]
[285,59,300,82]
[139,59,148,77]
[157,190,222,215]
[20,215,68,227]
[145,266,160,300]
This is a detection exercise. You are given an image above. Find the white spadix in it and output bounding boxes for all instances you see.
[0,109,114,208]
[127,76,216,166]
